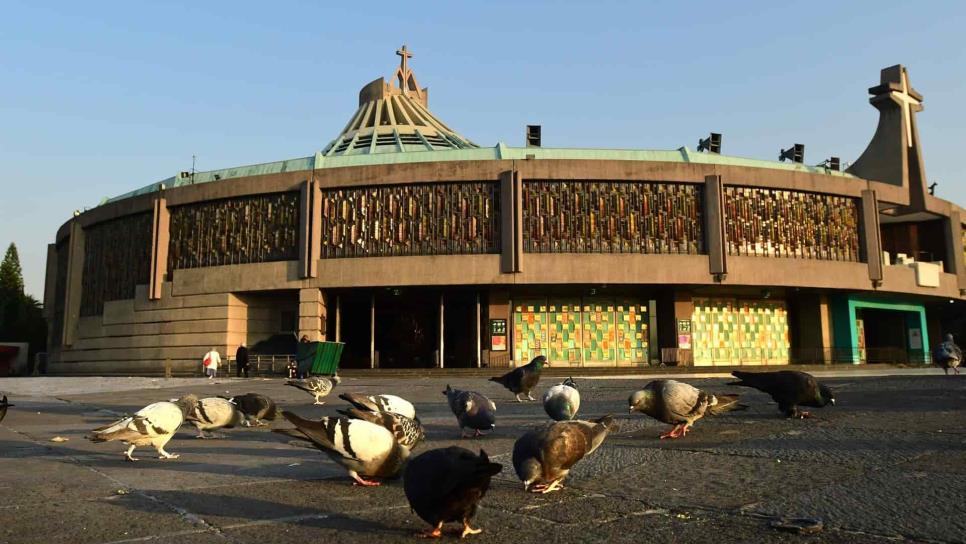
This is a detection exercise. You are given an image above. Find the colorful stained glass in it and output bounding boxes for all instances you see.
[320,182,499,258]
[81,213,153,316]
[691,298,789,365]
[723,187,860,261]
[522,181,703,254]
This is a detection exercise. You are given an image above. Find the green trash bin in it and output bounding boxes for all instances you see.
[300,341,344,376]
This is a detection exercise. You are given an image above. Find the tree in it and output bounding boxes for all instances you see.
[0,243,24,294]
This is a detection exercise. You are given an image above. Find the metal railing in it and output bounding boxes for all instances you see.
[223,354,297,377]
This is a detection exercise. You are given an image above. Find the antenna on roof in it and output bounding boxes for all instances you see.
[191,155,197,184]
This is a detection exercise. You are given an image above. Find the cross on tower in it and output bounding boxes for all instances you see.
[396,45,413,80]
[891,69,921,148]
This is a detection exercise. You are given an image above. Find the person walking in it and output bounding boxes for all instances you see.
[236,343,250,378]
[203,347,221,379]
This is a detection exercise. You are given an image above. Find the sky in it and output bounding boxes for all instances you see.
[2,1,965,299]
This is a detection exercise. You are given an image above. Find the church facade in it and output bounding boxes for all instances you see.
[44,48,966,374]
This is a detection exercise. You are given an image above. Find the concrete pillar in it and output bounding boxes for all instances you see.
[297,288,326,341]
[818,294,834,363]
[335,295,342,342]
[499,170,522,273]
[62,220,85,347]
[487,289,511,364]
[42,244,57,320]
[370,294,376,369]
[439,293,445,368]
[944,211,965,291]
[860,189,883,286]
[298,179,321,279]
[149,194,170,300]
[475,291,482,368]
[704,175,727,280]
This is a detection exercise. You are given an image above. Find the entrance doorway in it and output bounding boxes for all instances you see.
[858,308,926,363]
[444,290,479,368]
[375,288,439,369]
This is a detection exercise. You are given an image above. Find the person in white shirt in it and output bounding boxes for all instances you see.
[203,348,221,379]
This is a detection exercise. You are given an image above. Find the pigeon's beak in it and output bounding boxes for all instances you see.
[628,406,634,414]
[830,399,836,406]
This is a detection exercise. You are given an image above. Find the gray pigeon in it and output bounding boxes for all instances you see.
[628,380,744,439]
[186,397,244,439]
[286,375,341,405]
[512,415,618,493]
[543,377,580,421]
[277,412,410,487]
[339,392,417,419]
[933,334,962,375]
[444,385,496,438]
[337,406,425,449]
[0,395,12,424]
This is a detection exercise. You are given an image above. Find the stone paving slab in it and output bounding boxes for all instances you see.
[0,373,964,543]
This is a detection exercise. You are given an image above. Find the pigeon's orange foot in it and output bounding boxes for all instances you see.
[660,425,685,439]
[460,521,483,538]
[350,472,381,487]
[417,523,443,538]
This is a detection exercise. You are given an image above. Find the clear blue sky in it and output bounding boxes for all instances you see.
[2,1,964,298]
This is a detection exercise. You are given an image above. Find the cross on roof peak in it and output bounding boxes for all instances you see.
[396,45,413,78]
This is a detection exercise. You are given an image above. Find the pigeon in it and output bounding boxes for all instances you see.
[404,447,503,538]
[337,407,425,449]
[444,385,497,438]
[0,395,13,424]
[489,355,549,402]
[338,392,416,419]
[512,415,619,493]
[186,397,244,439]
[277,411,410,486]
[628,380,744,439]
[87,394,197,461]
[285,375,341,405]
[729,370,835,419]
[226,393,278,426]
[933,334,962,375]
[543,377,580,421]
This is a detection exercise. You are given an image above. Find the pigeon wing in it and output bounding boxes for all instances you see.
[660,380,703,421]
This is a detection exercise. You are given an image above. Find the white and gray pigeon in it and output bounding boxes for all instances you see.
[933,334,962,375]
[277,412,410,486]
[87,394,197,462]
[512,415,619,493]
[339,392,417,419]
[286,375,341,405]
[186,397,244,439]
[543,377,580,421]
[444,385,496,438]
[337,406,425,449]
[629,379,744,439]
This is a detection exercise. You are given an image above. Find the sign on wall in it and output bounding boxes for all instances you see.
[490,319,507,351]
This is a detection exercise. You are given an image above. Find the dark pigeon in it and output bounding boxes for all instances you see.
[443,385,496,438]
[225,393,278,426]
[276,411,409,487]
[0,395,13,424]
[337,406,425,449]
[729,370,834,419]
[543,377,580,421]
[512,415,619,493]
[628,379,744,439]
[404,447,503,538]
[933,334,962,375]
[489,355,549,402]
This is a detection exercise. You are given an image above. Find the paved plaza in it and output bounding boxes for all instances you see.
[1,370,964,543]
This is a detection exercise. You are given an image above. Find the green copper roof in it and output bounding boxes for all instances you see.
[103,144,855,206]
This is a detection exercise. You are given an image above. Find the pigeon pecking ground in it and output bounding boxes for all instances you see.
[0,372,963,544]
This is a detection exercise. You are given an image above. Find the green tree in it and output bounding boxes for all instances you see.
[0,242,47,373]
[0,243,24,294]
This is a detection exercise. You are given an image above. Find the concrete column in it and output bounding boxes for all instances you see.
[42,244,57,319]
[335,295,342,342]
[62,220,85,347]
[149,194,170,300]
[860,190,883,286]
[439,292,445,368]
[475,291,482,368]
[370,294,376,369]
[297,288,326,341]
[818,294,834,363]
[944,211,965,290]
[499,170,522,273]
[487,289,510,364]
[298,179,321,279]
[703,175,727,280]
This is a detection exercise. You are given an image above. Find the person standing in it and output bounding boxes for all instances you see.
[203,347,221,379]
[236,343,250,378]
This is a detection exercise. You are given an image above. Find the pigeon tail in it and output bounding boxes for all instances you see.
[707,394,747,415]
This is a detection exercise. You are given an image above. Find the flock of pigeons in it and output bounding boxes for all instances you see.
[74,355,852,538]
